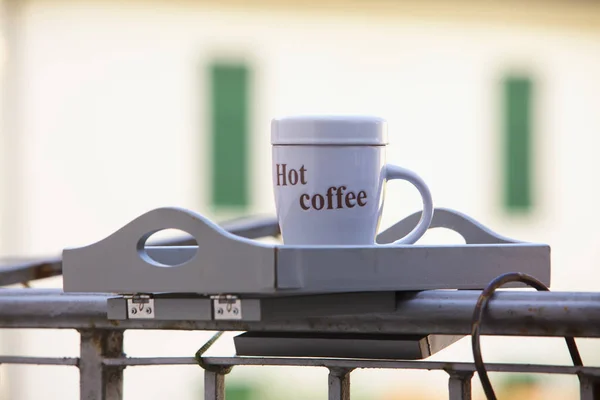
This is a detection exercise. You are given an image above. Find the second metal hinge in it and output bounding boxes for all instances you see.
[212,295,242,320]
[126,294,155,319]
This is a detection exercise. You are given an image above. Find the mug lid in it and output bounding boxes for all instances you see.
[271,115,388,145]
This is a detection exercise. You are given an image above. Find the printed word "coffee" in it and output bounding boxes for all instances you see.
[300,186,367,211]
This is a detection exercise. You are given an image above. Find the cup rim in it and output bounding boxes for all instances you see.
[271,115,389,146]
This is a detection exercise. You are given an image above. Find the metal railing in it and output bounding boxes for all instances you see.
[0,215,599,400]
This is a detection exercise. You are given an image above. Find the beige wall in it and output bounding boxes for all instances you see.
[1,0,599,398]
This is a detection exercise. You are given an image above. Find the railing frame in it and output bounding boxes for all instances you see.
[0,288,598,399]
[0,215,598,399]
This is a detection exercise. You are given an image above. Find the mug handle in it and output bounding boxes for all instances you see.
[382,164,434,245]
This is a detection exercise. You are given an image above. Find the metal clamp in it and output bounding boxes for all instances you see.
[126,294,155,319]
[211,295,242,320]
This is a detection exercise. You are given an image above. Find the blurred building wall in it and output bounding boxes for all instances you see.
[1,0,600,398]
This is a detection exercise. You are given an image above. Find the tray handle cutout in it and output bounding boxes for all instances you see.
[138,228,199,268]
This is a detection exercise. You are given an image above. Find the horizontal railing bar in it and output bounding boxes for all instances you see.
[208,358,600,376]
[103,357,197,366]
[101,356,600,376]
[3,351,594,377]
[0,257,62,287]
[0,288,106,296]
[0,356,79,366]
[0,289,598,338]
[0,287,585,300]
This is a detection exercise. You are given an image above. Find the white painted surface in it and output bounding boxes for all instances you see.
[0,1,599,398]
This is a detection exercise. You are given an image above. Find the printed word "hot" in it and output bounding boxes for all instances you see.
[276,164,307,186]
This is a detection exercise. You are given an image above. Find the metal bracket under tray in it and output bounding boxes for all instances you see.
[106,290,463,360]
[232,331,465,360]
[107,291,398,321]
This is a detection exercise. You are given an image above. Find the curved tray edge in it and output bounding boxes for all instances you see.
[377,207,525,245]
[62,207,276,294]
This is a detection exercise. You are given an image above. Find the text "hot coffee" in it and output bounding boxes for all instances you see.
[276,164,368,211]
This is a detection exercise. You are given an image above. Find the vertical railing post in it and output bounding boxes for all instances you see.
[580,375,600,400]
[204,369,227,400]
[78,329,124,400]
[196,332,232,400]
[447,371,473,400]
[328,368,352,400]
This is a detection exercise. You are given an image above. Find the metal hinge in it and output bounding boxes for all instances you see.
[211,294,242,320]
[126,294,155,319]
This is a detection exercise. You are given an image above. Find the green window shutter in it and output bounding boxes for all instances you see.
[209,62,250,209]
[503,75,533,212]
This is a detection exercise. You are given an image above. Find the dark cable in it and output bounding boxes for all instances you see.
[195,331,233,374]
[471,272,583,400]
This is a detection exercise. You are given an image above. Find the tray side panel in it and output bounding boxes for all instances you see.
[276,244,550,293]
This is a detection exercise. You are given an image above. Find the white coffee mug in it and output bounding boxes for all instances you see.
[271,115,433,246]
